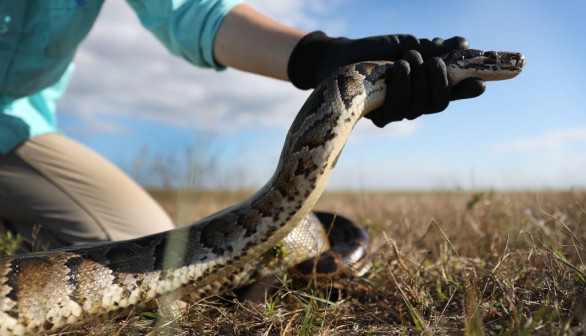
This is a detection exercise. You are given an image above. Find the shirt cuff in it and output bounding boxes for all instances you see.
[200,0,244,69]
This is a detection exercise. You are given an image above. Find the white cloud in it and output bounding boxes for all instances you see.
[246,0,348,33]
[60,1,349,135]
[494,126,586,152]
[63,116,129,136]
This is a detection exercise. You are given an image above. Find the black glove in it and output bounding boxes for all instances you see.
[287,31,486,127]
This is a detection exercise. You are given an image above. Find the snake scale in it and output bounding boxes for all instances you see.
[0,49,525,335]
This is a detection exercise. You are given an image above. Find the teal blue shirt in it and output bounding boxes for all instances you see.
[0,0,242,154]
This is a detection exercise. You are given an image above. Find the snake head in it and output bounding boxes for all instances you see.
[443,49,526,84]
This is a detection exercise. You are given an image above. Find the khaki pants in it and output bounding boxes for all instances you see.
[0,133,174,251]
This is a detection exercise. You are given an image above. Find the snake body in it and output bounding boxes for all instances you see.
[0,49,524,335]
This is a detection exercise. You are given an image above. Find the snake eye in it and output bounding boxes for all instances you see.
[481,51,498,65]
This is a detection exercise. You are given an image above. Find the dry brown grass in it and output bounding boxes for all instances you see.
[52,190,586,335]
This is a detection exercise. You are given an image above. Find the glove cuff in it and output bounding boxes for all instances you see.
[287,31,330,90]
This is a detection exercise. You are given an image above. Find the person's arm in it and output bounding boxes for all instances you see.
[213,4,306,81]
[212,3,485,127]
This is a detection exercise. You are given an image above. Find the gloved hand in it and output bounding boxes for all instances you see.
[287,31,486,127]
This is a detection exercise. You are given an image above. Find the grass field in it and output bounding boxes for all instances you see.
[68,189,584,335]
[5,190,585,335]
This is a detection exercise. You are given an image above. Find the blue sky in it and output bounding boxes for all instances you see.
[59,1,586,190]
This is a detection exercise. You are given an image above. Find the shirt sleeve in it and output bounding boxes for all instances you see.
[126,0,243,70]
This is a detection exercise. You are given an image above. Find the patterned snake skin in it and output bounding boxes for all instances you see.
[0,49,525,335]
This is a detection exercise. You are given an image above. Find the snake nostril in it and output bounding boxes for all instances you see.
[517,54,527,68]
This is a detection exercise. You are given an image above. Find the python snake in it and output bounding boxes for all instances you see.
[0,49,525,335]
